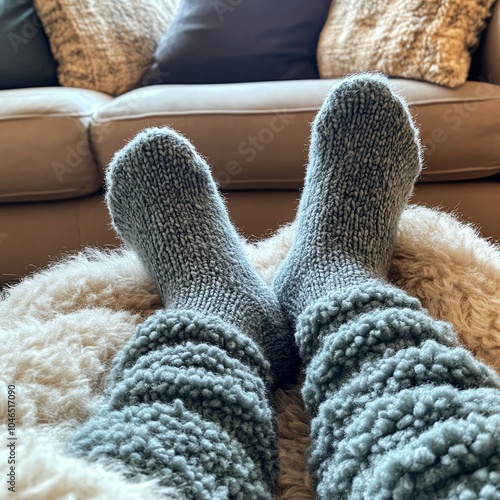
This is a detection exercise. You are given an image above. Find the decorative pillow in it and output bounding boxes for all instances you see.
[33,0,180,96]
[142,0,331,85]
[317,0,496,88]
[0,0,58,89]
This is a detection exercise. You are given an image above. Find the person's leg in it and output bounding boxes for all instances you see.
[70,128,299,498]
[274,75,500,499]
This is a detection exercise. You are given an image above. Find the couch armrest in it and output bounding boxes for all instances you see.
[482,0,500,83]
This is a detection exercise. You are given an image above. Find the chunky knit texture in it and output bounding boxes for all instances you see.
[317,0,496,88]
[275,75,500,498]
[34,0,180,95]
[69,76,500,498]
[71,311,277,499]
[105,127,298,386]
[274,73,422,330]
[300,285,500,498]
[72,127,300,498]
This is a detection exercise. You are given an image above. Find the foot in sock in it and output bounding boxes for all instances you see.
[71,128,299,498]
[273,75,500,499]
[274,74,422,327]
[106,127,298,386]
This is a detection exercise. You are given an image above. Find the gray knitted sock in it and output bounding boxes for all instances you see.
[272,75,500,499]
[106,127,298,386]
[274,74,422,330]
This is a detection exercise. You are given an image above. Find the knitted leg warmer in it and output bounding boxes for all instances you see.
[275,75,500,499]
[70,127,298,498]
[301,284,500,499]
[71,310,277,499]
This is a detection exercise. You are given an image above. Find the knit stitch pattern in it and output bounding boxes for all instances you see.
[274,74,500,498]
[33,0,180,95]
[273,73,422,329]
[316,0,496,88]
[105,127,299,386]
[70,75,500,498]
[71,126,301,497]
[71,310,277,499]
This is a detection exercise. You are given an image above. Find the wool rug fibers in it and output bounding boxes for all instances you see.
[0,205,499,499]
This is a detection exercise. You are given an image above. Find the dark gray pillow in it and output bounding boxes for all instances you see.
[0,0,58,89]
[142,0,331,85]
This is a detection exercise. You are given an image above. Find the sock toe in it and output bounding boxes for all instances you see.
[310,73,422,195]
[105,127,208,243]
[314,74,411,129]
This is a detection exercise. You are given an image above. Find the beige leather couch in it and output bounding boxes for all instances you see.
[2,7,500,284]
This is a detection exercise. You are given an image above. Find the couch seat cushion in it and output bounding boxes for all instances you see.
[0,87,112,203]
[91,79,500,190]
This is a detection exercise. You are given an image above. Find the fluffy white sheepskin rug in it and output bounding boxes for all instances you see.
[1,205,499,499]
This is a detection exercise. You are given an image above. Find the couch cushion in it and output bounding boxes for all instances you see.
[0,0,58,89]
[142,0,331,85]
[91,79,500,189]
[0,87,112,203]
[317,0,496,89]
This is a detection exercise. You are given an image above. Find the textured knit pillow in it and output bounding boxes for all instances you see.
[142,0,331,85]
[33,0,180,96]
[317,0,496,88]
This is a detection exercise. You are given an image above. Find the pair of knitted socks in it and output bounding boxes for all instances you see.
[71,75,500,499]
